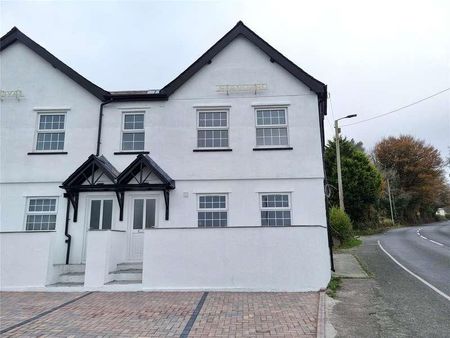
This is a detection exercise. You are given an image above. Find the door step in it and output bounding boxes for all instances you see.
[105,280,142,285]
[51,264,86,286]
[116,262,143,270]
[59,271,85,284]
[48,282,84,287]
[53,264,86,273]
[108,263,143,284]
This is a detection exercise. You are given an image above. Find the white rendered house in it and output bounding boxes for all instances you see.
[0,22,332,291]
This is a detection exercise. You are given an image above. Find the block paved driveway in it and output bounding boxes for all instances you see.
[0,291,319,337]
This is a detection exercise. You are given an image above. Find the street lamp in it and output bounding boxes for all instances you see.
[334,114,357,211]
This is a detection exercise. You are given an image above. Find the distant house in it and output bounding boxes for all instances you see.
[436,207,449,217]
[0,22,331,291]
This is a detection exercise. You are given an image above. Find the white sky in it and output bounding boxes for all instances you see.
[1,0,449,162]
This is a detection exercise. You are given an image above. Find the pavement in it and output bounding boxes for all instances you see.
[328,222,450,338]
[0,291,320,337]
[332,253,368,278]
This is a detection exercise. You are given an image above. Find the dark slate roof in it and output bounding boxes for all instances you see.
[97,155,120,178]
[0,27,109,101]
[1,22,327,114]
[161,21,327,100]
[62,154,119,187]
[117,154,175,188]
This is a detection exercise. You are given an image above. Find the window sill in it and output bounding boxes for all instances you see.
[193,149,233,152]
[253,147,293,151]
[114,151,150,155]
[28,151,68,155]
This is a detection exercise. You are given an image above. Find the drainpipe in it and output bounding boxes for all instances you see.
[318,90,335,272]
[96,99,113,156]
[64,197,72,264]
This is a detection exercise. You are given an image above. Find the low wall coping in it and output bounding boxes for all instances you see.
[0,230,56,234]
[146,224,327,230]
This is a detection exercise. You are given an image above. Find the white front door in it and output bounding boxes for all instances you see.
[128,197,157,261]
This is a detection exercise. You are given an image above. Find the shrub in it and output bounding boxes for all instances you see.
[446,214,450,220]
[380,218,395,228]
[434,214,446,222]
[329,207,353,242]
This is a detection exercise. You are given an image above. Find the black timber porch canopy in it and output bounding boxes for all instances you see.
[60,154,175,222]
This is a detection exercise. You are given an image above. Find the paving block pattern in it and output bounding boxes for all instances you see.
[189,292,319,337]
[0,292,85,330]
[1,292,202,337]
[0,291,319,337]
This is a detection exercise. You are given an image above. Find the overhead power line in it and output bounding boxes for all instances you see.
[328,94,337,122]
[342,88,450,127]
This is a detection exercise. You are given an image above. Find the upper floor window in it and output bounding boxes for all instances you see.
[260,193,291,226]
[35,113,66,151]
[255,108,289,147]
[25,197,58,231]
[197,110,229,148]
[197,194,228,227]
[122,112,145,151]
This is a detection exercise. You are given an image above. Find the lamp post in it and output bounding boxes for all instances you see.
[334,114,357,211]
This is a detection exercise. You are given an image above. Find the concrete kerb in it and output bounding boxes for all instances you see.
[317,290,326,338]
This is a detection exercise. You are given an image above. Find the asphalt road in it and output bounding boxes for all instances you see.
[353,221,450,337]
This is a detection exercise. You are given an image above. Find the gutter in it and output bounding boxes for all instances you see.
[96,98,113,156]
[95,94,168,156]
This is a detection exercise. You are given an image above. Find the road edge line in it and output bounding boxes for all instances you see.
[377,240,450,302]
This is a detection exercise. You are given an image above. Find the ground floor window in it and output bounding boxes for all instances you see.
[197,194,228,227]
[260,193,291,226]
[25,197,58,230]
[89,199,113,230]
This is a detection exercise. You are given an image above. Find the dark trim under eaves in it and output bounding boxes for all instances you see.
[0,27,109,101]
[160,21,327,101]
[1,23,327,113]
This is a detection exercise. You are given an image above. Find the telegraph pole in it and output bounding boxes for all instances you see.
[386,178,395,224]
[334,114,357,211]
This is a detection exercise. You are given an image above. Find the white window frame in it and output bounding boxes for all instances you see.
[87,198,114,230]
[121,111,145,151]
[131,197,158,230]
[197,193,228,227]
[34,111,67,152]
[23,197,58,231]
[259,192,292,226]
[254,106,290,148]
[196,109,230,149]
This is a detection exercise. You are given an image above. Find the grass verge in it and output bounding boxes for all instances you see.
[326,276,342,298]
[338,237,362,249]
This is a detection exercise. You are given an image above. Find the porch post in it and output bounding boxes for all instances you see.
[163,189,170,221]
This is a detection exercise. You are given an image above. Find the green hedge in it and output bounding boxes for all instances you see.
[330,207,353,242]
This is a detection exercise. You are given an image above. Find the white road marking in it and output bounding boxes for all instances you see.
[378,240,450,302]
[416,228,446,247]
[429,239,444,246]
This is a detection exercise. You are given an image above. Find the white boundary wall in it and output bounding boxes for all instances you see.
[0,231,55,289]
[84,230,127,287]
[143,226,331,292]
